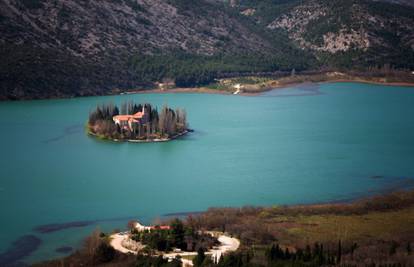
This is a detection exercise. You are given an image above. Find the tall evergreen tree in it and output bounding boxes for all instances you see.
[193,247,206,267]
[337,240,342,264]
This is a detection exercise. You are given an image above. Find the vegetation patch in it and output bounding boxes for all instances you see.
[129,51,312,88]
[130,219,218,252]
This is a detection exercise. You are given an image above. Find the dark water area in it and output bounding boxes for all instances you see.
[0,235,41,267]
[55,246,73,254]
[43,124,84,144]
[33,221,95,234]
[33,216,140,234]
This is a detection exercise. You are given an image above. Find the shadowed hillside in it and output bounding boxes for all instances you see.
[0,0,413,99]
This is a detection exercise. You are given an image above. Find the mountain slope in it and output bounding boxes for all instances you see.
[374,0,414,7]
[0,0,413,100]
[0,0,277,99]
[0,0,275,57]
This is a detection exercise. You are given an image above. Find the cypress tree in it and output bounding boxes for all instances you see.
[390,241,398,255]
[275,244,281,259]
[266,244,276,262]
[284,247,291,260]
[337,240,342,264]
[296,248,303,261]
[193,247,205,267]
[305,244,311,261]
[313,242,320,259]
[318,243,324,264]
[351,242,358,257]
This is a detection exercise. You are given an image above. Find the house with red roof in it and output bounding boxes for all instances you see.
[113,106,146,131]
[135,221,171,232]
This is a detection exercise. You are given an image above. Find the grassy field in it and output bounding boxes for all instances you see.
[278,206,414,244]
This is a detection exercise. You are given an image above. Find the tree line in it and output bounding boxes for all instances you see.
[129,51,312,88]
[191,240,412,267]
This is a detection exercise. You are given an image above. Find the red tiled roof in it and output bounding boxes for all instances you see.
[113,115,129,121]
[113,111,144,122]
[132,112,144,118]
[149,225,171,230]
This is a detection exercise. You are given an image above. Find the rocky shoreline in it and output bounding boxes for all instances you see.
[87,129,191,143]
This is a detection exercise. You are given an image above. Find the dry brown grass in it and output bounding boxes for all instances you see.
[193,190,414,245]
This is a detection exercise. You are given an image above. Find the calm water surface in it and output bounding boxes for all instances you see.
[0,82,414,264]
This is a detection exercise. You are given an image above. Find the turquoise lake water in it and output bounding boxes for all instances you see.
[1,82,414,264]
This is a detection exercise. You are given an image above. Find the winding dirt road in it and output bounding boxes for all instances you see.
[110,231,240,266]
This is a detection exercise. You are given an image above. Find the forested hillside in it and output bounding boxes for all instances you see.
[0,0,413,99]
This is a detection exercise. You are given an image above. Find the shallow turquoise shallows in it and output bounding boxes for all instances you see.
[1,82,414,263]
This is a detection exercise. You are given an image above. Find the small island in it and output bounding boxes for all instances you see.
[87,101,189,142]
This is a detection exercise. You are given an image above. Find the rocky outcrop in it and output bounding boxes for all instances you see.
[267,0,414,54]
[0,0,270,57]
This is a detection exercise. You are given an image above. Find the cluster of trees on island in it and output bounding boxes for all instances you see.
[88,101,188,141]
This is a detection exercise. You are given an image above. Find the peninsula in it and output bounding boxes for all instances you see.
[87,102,189,142]
[110,220,240,266]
